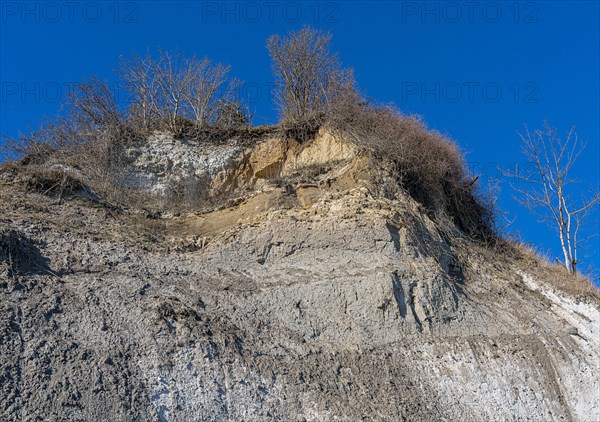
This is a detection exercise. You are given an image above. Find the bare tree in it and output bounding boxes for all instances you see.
[151,49,199,133]
[186,59,239,125]
[118,52,160,130]
[508,122,600,275]
[119,50,242,131]
[267,26,352,122]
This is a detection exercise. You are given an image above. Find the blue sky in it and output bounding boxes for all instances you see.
[1,1,599,278]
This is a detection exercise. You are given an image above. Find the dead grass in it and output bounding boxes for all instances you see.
[24,166,86,198]
[469,235,600,300]
[1,162,90,201]
[507,239,600,300]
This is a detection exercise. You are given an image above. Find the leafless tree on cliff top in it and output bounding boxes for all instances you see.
[267,26,352,122]
[119,50,241,133]
[508,122,599,275]
[118,52,160,130]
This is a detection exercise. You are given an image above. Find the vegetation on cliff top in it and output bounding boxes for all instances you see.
[2,26,494,240]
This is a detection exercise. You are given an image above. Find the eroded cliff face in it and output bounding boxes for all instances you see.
[1,128,598,421]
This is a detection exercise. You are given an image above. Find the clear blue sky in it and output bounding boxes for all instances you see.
[1,1,599,278]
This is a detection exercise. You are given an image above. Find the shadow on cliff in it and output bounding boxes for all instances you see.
[0,229,53,278]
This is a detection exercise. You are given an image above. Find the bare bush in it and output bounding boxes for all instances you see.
[267,26,353,123]
[22,166,86,199]
[3,75,136,205]
[329,99,494,238]
[2,124,60,165]
[3,81,125,168]
[67,76,122,129]
[213,99,251,128]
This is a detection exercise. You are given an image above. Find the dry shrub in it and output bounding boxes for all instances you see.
[4,133,133,211]
[329,99,495,239]
[119,49,244,134]
[2,74,139,204]
[22,166,85,197]
[4,138,54,166]
[62,130,133,194]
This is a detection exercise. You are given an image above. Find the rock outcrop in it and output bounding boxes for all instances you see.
[1,128,598,421]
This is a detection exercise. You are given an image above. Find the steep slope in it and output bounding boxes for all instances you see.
[1,128,598,421]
